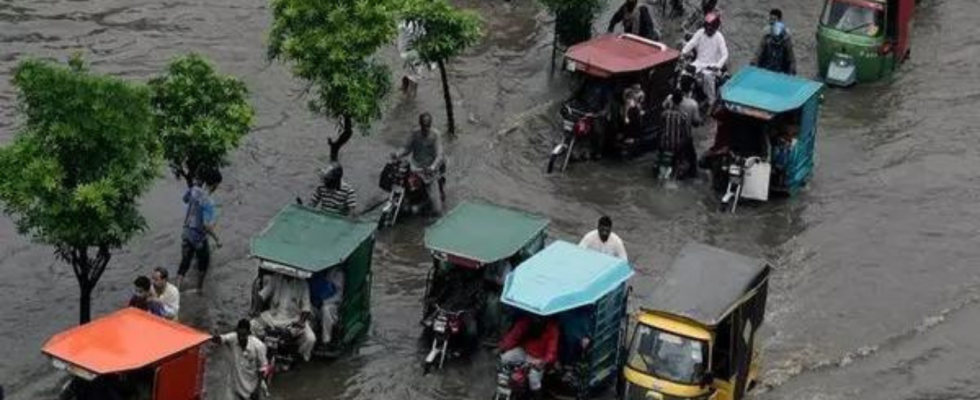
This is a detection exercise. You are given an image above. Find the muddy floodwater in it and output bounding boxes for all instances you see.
[2,0,980,399]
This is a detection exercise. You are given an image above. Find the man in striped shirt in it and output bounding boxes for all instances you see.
[307,163,357,217]
[660,90,698,179]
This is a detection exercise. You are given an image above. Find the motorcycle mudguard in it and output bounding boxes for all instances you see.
[826,53,857,87]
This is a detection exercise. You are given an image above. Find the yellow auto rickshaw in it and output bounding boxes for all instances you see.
[621,243,770,400]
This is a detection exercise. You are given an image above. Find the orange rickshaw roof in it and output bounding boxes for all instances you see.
[42,308,211,375]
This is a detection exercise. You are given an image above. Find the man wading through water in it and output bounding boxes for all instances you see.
[176,168,221,290]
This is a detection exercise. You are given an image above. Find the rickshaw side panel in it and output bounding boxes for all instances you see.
[338,236,375,346]
[584,282,629,390]
[890,0,915,59]
[153,347,203,400]
[781,96,820,194]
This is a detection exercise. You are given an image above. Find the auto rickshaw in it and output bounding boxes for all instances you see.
[706,67,824,213]
[621,243,770,400]
[495,241,634,400]
[421,201,550,372]
[548,33,680,173]
[249,204,376,366]
[43,308,211,400]
[816,0,915,86]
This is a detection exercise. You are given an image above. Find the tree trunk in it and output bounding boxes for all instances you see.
[329,115,354,162]
[64,245,112,324]
[437,59,455,136]
[79,281,93,324]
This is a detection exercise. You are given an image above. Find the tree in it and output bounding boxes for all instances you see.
[401,0,482,136]
[539,0,604,70]
[268,0,398,162]
[0,56,160,324]
[149,54,255,187]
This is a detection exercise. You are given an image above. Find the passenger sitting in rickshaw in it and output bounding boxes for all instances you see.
[252,273,316,362]
[67,369,154,400]
[769,112,800,187]
[309,268,345,348]
[499,315,561,399]
[620,84,646,150]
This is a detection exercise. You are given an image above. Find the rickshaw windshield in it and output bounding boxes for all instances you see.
[821,0,884,37]
[627,324,707,384]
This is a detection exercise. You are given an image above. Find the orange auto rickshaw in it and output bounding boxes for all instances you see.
[42,308,211,400]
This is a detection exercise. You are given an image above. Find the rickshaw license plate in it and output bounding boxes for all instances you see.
[434,319,447,332]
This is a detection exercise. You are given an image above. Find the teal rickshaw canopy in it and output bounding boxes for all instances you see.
[721,66,824,115]
[502,241,634,316]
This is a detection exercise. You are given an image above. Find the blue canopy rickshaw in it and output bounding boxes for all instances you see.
[711,67,824,211]
[496,241,634,400]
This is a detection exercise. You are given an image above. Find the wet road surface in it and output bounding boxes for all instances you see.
[1,0,979,399]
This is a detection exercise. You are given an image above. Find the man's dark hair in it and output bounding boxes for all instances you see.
[671,89,684,105]
[770,8,783,20]
[681,77,694,93]
[236,318,251,331]
[153,267,169,280]
[599,215,613,227]
[134,276,151,291]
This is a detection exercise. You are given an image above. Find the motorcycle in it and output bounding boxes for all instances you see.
[262,325,301,375]
[675,57,729,121]
[548,108,596,174]
[378,156,445,227]
[719,153,755,213]
[493,362,534,400]
[422,304,468,374]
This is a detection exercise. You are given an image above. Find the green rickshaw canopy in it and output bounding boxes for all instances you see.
[424,201,550,265]
[250,204,377,275]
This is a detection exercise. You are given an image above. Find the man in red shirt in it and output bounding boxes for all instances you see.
[499,315,560,397]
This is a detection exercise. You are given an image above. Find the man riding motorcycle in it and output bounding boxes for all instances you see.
[499,315,560,400]
[681,12,729,111]
[251,273,316,363]
[752,9,796,75]
[396,112,445,216]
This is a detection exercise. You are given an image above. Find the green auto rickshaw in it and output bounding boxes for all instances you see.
[421,201,550,373]
[816,0,915,86]
[249,204,376,370]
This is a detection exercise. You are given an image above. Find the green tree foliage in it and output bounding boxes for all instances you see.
[538,0,604,48]
[401,0,483,135]
[0,57,160,324]
[268,0,398,162]
[149,54,255,187]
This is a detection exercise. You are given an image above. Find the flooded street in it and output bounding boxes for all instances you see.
[2,0,979,399]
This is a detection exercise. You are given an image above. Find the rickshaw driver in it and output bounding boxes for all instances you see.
[213,319,269,400]
[252,273,317,362]
[682,12,729,109]
[499,315,561,399]
[397,112,445,216]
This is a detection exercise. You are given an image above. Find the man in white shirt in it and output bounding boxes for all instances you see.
[682,12,728,109]
[213,319,269,400]
[150,267,180,320]
[251,273,317,362]
[579,216,629,261]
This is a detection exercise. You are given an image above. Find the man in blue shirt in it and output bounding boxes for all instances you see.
[176,170,221,290]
